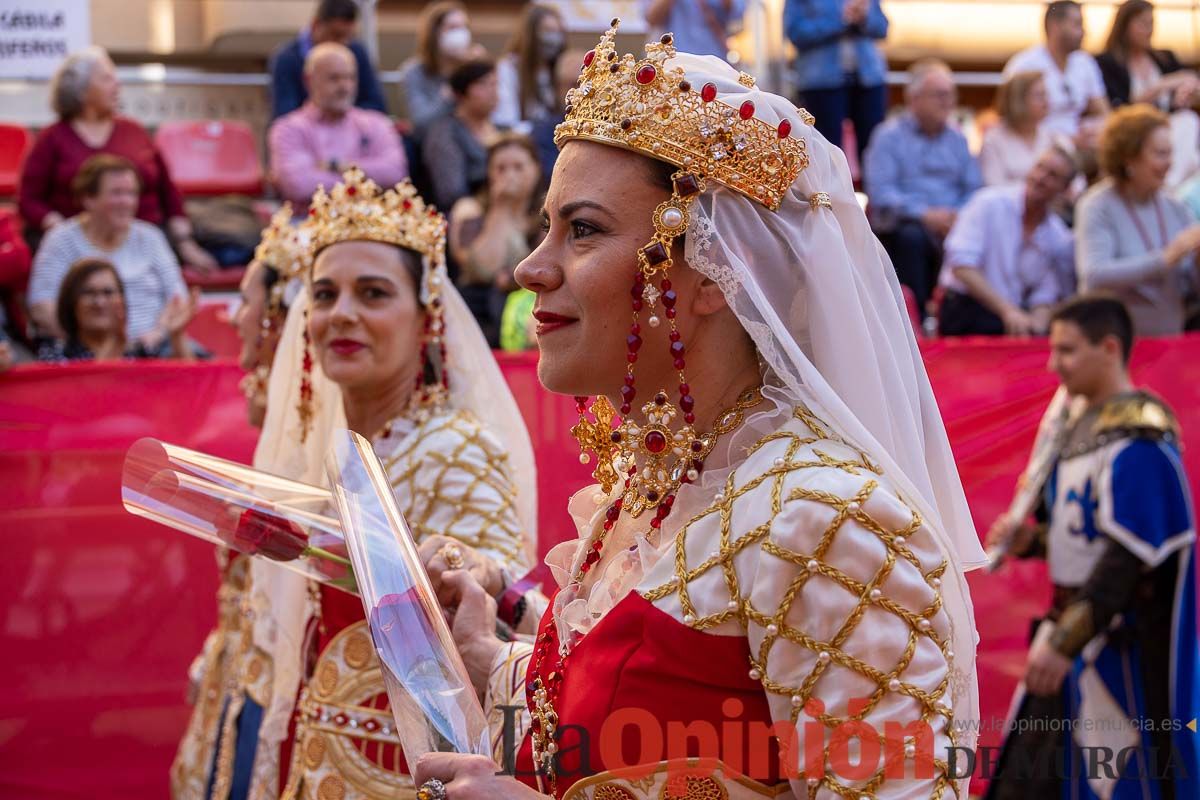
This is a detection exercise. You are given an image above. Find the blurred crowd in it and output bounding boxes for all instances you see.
[1,0,1199,374]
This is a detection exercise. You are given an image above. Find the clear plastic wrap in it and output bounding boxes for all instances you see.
[325,429,491,766]
[122,433,491,763]
[121,437,356,593]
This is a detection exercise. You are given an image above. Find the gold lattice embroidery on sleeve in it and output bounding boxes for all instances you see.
[643,405,958,798]
[386,410,527,569]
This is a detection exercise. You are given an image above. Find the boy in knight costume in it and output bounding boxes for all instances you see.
[987,295,1198,800]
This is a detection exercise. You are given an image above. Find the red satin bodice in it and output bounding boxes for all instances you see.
[515,591,783,795]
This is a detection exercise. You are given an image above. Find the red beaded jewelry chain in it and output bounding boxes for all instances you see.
[535,169,763,796]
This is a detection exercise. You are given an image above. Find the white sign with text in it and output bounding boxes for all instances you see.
[0,0,90,79]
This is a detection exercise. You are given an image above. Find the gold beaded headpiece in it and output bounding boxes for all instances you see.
[302,167,447,272]
[555,19,809,211]
[254,203,306,281]
[295,168,452,438]
[239,204,306,413]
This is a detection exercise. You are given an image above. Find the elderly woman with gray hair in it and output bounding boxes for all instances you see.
[18,46,216,270]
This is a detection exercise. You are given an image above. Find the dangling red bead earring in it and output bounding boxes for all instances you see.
[297,307,315,443]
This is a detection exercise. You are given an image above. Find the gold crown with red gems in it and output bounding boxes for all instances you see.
[555,19,809,211]
[301,167,447,269]
[254,203,309,280]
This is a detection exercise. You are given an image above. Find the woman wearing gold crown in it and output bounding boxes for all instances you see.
[171,205,312,800]
[412,21,987,800]
[201,169,539,800]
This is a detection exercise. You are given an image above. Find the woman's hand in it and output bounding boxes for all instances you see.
[439,569,503,699]
[177,237,219,273]
[414,752,549,799]
[156,288,200,360]
[1157,70,1198,102]
[161,288,200,338]
[420,535,505,603]
[488,171,531,211]
[1164,224,1200,268]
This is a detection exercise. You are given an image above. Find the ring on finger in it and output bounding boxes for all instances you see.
[417,778,448,800]
[438,542,465,570]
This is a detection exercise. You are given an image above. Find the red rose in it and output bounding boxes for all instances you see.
[232,508,308,562]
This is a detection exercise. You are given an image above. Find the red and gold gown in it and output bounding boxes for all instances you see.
[488,406,971,799]
[278,407,530,800]
[171,551,263,798]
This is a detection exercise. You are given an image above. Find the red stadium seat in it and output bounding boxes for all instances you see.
[0,123,32,196]
[154,120,264,197]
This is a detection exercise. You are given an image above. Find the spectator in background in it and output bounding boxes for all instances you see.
[1054,110,1108,228]
[423,60,501,212]
[1097,0,1200,189]
[644,0,745,60]
[448,134,544,346]
[37,258,196,362]
[1097,0,1199,111]
[783,0,888,162]
[268,42,406,209]
[1076,104,1200,335]
[28,156,187,345]
[863,58,981,313]
[18,47,216,270]
[268,0,386,121]
[493,4,566,134]
[1003,1,1109,139]
[939,146,1078,337]
[397,1,481,134]
[530,49,587,179]
[980,71,1053,186]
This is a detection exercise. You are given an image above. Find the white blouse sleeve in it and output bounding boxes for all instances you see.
[744,459,962,798]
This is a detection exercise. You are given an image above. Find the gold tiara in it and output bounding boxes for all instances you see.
[301,167,446,269]
[253,203,308,280]
[555,20,809,211]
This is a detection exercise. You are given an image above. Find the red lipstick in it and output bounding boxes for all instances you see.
[532,310,578,336]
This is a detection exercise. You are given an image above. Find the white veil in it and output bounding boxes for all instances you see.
[662,52,987,759]
[424,257,540,566]
[248,285,344,779]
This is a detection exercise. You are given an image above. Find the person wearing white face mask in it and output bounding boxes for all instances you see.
[397,0,485,134]
[493,4,568,134]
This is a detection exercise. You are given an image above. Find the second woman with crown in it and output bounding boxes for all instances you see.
[229,168,538,800]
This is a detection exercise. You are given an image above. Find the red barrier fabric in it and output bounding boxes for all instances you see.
[189,302,243,362]
[2,338,1199,798]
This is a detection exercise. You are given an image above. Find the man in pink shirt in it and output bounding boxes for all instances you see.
[268,42,407,208]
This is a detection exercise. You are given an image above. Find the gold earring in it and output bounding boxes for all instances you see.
[570,395,619,493]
